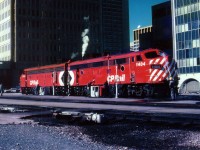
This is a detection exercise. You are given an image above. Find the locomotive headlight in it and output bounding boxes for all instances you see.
[151,64,161,69]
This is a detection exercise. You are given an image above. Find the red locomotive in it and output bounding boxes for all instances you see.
[20,49,178,97]
[20,63,68,95]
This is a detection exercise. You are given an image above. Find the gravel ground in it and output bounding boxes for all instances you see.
[1,116,200,150]
[0,124,115,150]
[1,94,200,149]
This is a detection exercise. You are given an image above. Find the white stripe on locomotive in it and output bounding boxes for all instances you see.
[155,58,160,63]
[160,58,166,64]
[152,58,167,82]
[58,71,65,86]
[149,58,163,81]
[156,61,169,81]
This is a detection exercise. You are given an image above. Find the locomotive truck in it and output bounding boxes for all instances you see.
[20,49,178,97]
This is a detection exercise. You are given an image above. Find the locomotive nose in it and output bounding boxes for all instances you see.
[166,56,178,81]
[167,55,173,64]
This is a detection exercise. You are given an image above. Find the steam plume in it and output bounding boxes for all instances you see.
[81,16,89,58]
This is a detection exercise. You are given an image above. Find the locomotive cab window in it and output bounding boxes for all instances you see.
[136,55,143,61]
[131,57,134,62]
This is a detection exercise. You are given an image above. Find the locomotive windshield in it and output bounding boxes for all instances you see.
[145,51,159,59]
[145,51,167,59]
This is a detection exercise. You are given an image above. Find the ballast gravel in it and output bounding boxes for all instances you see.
[1,120,200,150]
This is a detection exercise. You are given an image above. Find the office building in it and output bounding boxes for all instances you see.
[172,0,200,93]
[132,26,152,51]
[152,1,173,56]
[0,0,129,87]
[131,1,172,54]
[130,42,134,51]
[101,0,129,54]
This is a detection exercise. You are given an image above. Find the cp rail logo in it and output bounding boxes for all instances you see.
[30,80,38,86]
[107,74,125,82]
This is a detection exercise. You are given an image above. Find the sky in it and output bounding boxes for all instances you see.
[129,0,170,42]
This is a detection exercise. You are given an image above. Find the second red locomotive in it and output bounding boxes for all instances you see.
[20,49,178,97]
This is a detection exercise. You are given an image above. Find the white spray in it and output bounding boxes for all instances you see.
[81,16,89,58]
[71,52,79,59]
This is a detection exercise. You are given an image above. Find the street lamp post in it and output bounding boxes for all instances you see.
[67,60,71,96]
[106,55,110,84]
[115,65,118,98]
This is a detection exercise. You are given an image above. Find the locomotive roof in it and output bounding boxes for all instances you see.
[24,62,66,72]
[70,48,162,65]
[23,48,163,71]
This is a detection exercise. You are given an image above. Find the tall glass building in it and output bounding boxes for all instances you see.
[172,0,200,93]
[0,0,12,61]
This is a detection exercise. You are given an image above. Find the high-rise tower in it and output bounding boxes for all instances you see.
[172,0,200,93]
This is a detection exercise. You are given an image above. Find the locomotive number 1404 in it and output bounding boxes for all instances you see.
[136,62,145,67]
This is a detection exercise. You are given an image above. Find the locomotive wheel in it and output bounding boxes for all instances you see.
[143,84,154,97]
[120,85,128,97]
[109,85,115,98]
[135,86,143,97]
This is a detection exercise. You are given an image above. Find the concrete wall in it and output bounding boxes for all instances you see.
[179,73,200,94]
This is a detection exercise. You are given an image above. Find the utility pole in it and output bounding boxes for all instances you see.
[115,65,118,98]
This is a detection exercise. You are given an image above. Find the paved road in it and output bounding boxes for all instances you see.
[0,93,199,112]
[0,97,199,114]
[1,93,200,124]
